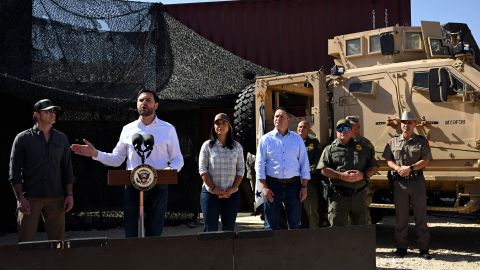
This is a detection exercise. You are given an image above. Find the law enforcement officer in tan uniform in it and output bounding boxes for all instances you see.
[382,111,432,259]
[317,118,378,226]
[297,120,328,228]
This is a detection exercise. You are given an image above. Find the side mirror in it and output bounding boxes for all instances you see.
[429,68,449,102]
[380,33,395,55]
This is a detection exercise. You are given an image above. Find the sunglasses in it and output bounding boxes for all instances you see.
[336,126,351,132]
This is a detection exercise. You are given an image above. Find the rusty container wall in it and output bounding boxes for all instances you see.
[165,0,411,74]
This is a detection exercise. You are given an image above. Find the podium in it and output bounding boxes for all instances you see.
[107,169,178,238]
[107,170,177,186]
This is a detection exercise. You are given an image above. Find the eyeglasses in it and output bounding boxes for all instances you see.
[336,126,351,132]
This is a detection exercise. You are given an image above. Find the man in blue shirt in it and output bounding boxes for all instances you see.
[255,108,310,230]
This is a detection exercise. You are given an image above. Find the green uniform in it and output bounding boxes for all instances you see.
[317,138,377,226]
[302,137,327,228]
[354,135,375,224]
[382,134,432,250]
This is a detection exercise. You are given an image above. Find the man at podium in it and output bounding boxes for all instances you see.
[70,88,184,237]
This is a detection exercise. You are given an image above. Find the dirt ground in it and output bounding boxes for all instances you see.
[1,213,479,269]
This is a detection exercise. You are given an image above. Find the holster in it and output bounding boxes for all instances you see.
[321,179,333,200]
[330,182,368,198]
[387,170,394,190]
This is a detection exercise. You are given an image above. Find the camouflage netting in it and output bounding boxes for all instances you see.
[0,0,277,232]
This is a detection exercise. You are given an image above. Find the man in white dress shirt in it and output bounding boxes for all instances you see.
[70,88,184,237]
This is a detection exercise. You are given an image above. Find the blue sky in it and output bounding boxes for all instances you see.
[411,0,479,40]
[147,0,479,40]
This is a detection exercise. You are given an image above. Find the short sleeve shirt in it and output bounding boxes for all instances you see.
[304,137,322,175]
[317,138,377,188]
[382,134,432,166]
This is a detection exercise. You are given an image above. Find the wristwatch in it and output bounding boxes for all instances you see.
[409,165,414,171]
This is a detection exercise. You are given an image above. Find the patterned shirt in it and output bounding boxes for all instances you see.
[198,139,245,192]
[255,129,310,180]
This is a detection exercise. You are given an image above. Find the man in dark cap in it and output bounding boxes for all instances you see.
[9,99,75,242]
[317,118,377,226]
[346,115,376,224]
[382,111,432,259]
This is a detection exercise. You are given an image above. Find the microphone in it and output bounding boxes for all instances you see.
[143,134,155,151]
[132,133,144,151]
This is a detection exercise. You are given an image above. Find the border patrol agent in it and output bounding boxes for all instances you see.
[317,119,377,226]
[346,115,376,224]
[382,111,432,259]
[297,120,328,228]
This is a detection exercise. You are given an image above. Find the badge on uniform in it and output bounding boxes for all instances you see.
[355,144,362,151]
[307,143,314,150]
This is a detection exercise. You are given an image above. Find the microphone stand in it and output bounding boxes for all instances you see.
[134,147,148,238]
[133,133,154,238]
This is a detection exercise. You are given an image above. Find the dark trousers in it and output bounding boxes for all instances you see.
[200,186,240,232]
[124,185,168,238]
[264,179,302,230]
[393,179,430,250]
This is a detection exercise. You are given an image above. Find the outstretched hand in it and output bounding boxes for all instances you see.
[70,139,98,158]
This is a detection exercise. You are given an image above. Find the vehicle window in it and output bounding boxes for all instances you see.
[413,72,429,89]
[429,38,450,57]
[448,74,465,94]
[349,81,373,94]
[421,68,467,99]
[346,38,362,56]
[405,32,422,50]
[369,35,380,53]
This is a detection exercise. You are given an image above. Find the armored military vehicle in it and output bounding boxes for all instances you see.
[234,21,480,223]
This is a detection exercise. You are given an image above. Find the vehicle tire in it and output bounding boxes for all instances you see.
[234,84,256,154]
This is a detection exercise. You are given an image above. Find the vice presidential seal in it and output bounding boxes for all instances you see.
[130,164,157,191]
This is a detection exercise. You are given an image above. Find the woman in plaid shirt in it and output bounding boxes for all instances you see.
[198,113,245,231]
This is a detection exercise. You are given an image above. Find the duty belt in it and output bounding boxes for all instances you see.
[392,170,423,180]
[332,182,368,198]
[266,176,300,184]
